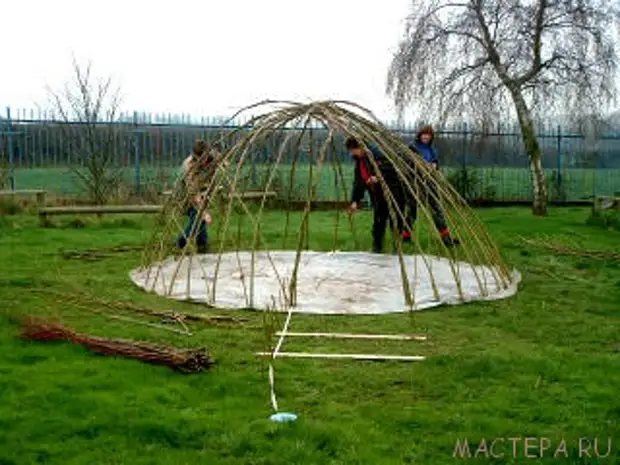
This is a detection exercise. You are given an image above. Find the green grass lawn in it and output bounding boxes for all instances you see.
[10,165,620,203]
[0,207,619,464]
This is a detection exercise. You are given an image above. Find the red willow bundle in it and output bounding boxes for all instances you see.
[20,318,214,373]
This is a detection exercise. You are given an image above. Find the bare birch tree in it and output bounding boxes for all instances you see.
[49,58,125,205]
[387,0,619,215]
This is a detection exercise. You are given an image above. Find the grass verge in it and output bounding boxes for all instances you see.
[0,207,619,464]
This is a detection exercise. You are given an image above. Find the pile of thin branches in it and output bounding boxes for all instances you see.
[30,288,247,329]
[519,236,620,262]
[20,317,214,373]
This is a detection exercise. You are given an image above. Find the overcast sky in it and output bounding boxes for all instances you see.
[1,0,413,122]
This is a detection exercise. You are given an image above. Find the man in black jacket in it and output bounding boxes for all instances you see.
[345,137,405,253]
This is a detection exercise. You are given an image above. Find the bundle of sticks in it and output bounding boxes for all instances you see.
[519,236,620,261]
[30,288,247,329]
[60,245,145,261]
[20,318,214,373]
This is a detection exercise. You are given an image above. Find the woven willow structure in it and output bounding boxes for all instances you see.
[133,100,517,314]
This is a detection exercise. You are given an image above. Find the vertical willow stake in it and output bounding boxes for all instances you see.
[304,126,314,251]
[331,139,341,251]
[282,118,311,249]
[235,205,250,306]
[288,125,333,307]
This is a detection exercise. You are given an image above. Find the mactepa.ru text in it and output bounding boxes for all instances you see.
[453,437,613,459]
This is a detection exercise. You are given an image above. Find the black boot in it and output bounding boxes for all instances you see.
[442,235,460,248]
[372,234,384,254]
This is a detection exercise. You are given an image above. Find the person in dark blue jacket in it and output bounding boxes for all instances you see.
[345,137,405,253]
[403,126,459,247]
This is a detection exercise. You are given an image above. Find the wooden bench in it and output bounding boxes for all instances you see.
[161,190,277,201]
[39,205,163,225]
[226,191,277,200]
[0,189,46,207]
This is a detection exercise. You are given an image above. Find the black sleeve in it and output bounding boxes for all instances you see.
[351,162,367,204]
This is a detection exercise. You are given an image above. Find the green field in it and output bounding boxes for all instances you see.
[9,165,620,202]
[0,206,619,464]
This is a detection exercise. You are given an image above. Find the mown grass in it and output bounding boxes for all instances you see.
[10,165,620,203]
[0,207,619,464]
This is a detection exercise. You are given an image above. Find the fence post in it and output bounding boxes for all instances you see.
[462,123,469,198]
[461,123,469,169]
[133,111,141,196]
[556,124,562,203]
[251,114,258,186]
[6,107,15,190]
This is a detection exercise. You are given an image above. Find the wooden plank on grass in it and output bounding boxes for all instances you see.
[256,352,426,361]
[275,331,427,341]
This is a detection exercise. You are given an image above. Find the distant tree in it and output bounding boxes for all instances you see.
[387,0,620,215]
[48,58,125,204]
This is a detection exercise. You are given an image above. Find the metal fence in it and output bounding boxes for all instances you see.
[1,106,619,202]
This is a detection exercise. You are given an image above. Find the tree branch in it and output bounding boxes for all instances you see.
[440,57,491,87]
[428,26,486,47]
[471,0,512,85]
[529,0,547,78]
[516,53,564,85]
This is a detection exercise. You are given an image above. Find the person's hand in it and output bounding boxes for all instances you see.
[430,162,439,171]
[203,212,212,224]
[192,194,202,205]
[347,202,358,215]
[367,175,378,185]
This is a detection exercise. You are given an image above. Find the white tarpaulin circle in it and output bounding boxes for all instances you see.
[130,251,521,315]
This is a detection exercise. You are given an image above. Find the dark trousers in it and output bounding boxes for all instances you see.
[405,178,447,232]
[371,184,406,253]
[177,206,208,249]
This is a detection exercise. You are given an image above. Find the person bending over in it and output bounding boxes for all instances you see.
[176,139,224,253]
[345,137,406,254]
